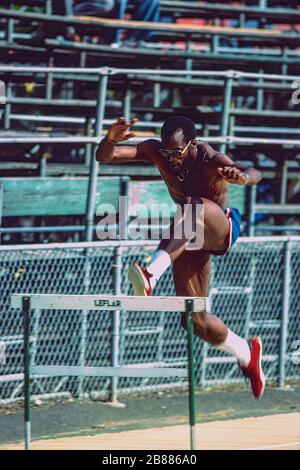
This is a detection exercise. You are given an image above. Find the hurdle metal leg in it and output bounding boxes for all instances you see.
[23,297,31,451]
[186,299,196,450]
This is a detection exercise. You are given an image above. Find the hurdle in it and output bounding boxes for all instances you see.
[11,294,210,450]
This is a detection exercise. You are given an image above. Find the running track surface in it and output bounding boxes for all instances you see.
[1,413,299,450]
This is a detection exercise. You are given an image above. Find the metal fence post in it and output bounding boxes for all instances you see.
[154,82,161,109]
[280,159,288,205]
[124,89,132,120]
[85,73,108,242]
[212,18,220,54]
[185,38,193,78]
[247,184,257,237]
[78,298,88,398]
[84,117,94,167]
[0,182,3,245]
[220,73,234,154]
[39,150,47,177]
[114,0,127,44]
[244,257,256,340]
[6,2,14,44]
[186,299,196,450]
[279,240,291,388]
[256,68,264,111]
[4,82,11,130]
[46,58,53,100]
[119,176,130,240]
[45,0,52,15]
[110,245,123,404]
[110,177,129,404]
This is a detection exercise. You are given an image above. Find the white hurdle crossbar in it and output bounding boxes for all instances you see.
[11,293,210,451]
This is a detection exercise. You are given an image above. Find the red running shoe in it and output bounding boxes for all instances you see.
[239,336,265,400]
[128,262,153,296]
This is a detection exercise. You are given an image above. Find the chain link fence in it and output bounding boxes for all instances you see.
[0,237,299,404]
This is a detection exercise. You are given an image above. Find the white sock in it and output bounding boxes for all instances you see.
[216,329,251,367]
[146,249,171,286]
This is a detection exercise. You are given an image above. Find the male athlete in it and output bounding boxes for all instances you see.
[96,115,265,399]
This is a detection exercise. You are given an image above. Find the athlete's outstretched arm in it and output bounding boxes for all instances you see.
[204,143,262,186]
[95,117,149,164]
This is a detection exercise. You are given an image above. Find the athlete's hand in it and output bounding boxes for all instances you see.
[217,166,248,185]
[106,117,138,143]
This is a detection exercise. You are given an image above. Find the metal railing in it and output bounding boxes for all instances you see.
[0,66,300,237]
[1,66,300,238]
[1,8,299,41]
[1,6,300,72]
[160,0,300,23]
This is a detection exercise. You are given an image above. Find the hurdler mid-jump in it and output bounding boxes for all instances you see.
[96,115,265,399]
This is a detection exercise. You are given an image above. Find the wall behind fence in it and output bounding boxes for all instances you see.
[0,238,299,404]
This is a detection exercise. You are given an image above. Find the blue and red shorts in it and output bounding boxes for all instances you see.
[210,207,241,256]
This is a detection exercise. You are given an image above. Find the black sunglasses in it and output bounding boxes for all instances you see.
[159,140,192,158]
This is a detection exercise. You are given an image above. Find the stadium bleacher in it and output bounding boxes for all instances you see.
[0,5,299,71]
[0,1,300,243]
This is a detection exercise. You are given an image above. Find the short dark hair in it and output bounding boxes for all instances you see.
[161,115,196,142]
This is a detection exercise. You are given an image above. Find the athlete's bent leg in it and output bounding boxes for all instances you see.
[173,250,250,360]
[159,197,229,259]
[144,197,230,289]
[129,197,231,294]
[173,250,265,399]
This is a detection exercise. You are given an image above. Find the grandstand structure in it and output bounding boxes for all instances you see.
[0,1,300,243]
[0,1,300,405]
[1,66,300,239]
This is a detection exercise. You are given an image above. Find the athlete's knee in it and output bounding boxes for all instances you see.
[200,197,220,221]
[185,197,219,233]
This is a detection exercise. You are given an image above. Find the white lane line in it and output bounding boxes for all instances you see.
[242,441,300,450]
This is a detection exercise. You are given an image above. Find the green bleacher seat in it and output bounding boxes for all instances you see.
[0,176,246,219]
